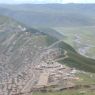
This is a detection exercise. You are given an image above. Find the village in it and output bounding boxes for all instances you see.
[0,47,78,95]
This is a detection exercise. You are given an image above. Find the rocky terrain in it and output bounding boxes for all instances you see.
[0,16,49,94]
[0,15,95,95]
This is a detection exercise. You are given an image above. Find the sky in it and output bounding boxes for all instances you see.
[0,0,95,4]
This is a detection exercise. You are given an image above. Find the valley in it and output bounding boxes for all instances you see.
[54,26,95,59]
[0,3,95,95]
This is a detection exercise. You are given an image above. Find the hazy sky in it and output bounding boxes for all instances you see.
[0,0,95,4]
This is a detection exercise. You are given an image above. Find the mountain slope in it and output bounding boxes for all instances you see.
[0,16,51,78]
[56,41,95,73]
[0,15,95,75]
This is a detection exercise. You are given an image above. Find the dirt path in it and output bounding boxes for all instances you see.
[55,50,68,61]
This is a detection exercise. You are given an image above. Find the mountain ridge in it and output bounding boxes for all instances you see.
[0,4,95,27]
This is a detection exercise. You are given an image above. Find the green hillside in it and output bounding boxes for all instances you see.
[54,26,95,59]
[53,41,95,73]
[33,90,95,95]
[30,27,95,73]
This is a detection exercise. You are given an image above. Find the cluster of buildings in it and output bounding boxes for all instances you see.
[33,60,77,92]
[0,47,78,94]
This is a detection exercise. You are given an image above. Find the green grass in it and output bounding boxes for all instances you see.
[56,42,95,73]
[33,89,95,95]
[54,26,95,58]
[46,35,58,46]
[75,72,95,85]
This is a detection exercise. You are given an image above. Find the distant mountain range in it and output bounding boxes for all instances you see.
[0,4,95,27]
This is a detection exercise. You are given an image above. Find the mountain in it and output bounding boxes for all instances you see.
[0,14,95,95]
[0,15,95,76]
[0,4,95,27]
[0,15,51,77]
[56,41,95,73]
[0,4,95,95]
